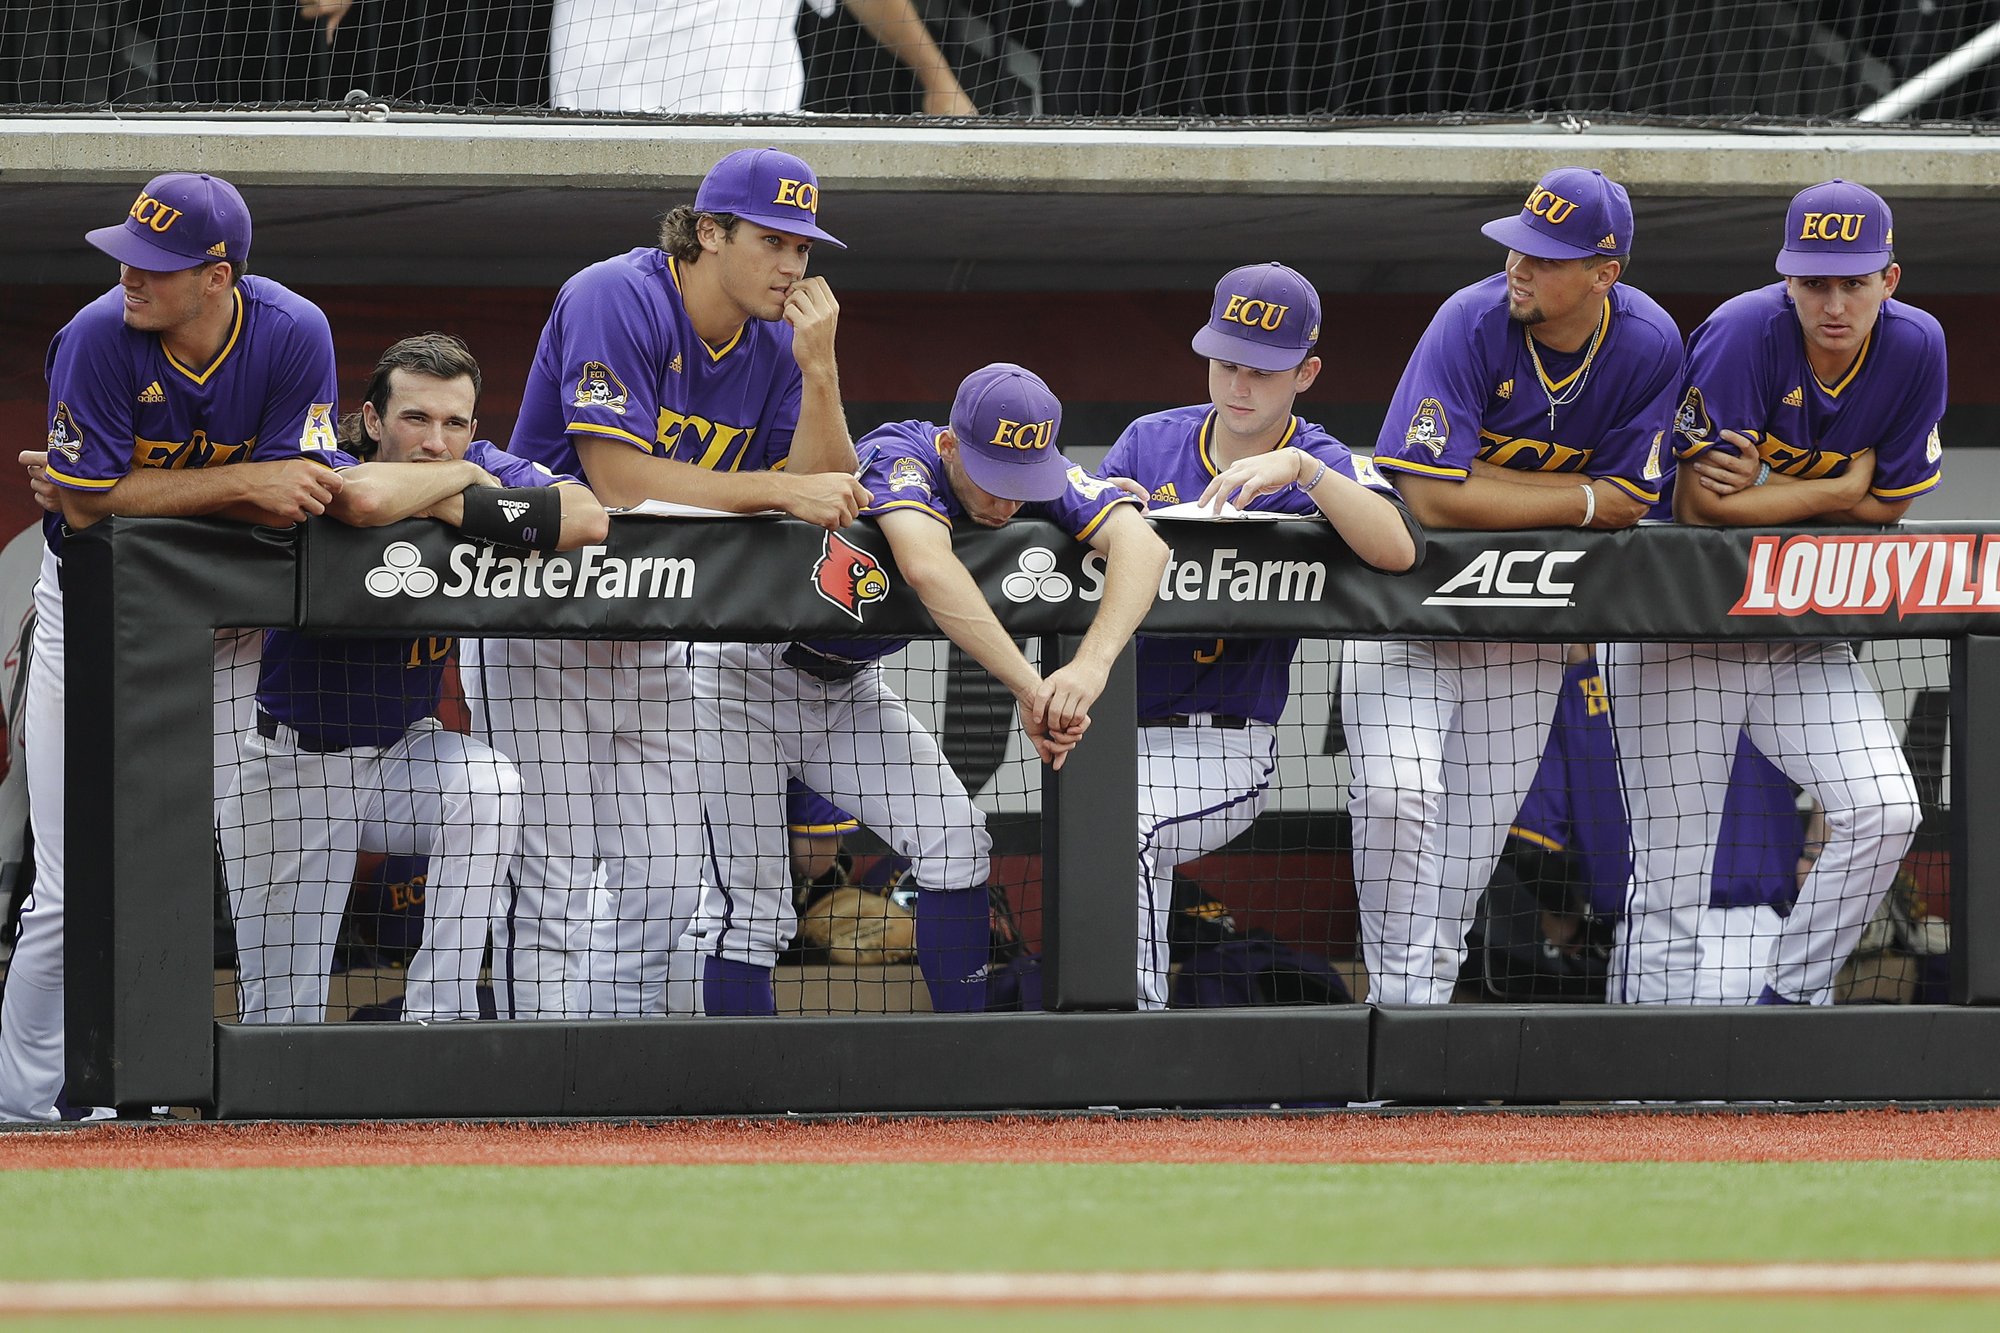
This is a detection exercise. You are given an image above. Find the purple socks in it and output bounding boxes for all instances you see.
[701,956,776,1016]
[914,885,991,1013]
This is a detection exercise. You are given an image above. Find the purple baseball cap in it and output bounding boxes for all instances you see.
[86,172,252,272]
[1480,167,1632,261]
[949,363,1067,502]
[1190,262,1322,372]
[1777,179,1894,277]
[694,147,845,249]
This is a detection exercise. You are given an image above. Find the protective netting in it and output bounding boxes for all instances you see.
[206,626,1951,1023]
[5,1,1999,125]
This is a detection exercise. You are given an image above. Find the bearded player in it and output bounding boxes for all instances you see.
[1097,263,1422,1008]
[223,333,607,1024]
[1355,167,1682,1005]
[468,147,869,1021]
[1,173,344,1121]
[1603,179,1937,1005]
[690,363,1167,1015]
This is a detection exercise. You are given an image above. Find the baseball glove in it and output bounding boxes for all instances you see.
[797,886,916,966]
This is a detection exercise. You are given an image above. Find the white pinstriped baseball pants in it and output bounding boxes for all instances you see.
[1602,641,1921,1005]
[1341,638,1565,1006]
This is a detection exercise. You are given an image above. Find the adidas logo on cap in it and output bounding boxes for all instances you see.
[498,499,530,522]
[1598,232,1618,250]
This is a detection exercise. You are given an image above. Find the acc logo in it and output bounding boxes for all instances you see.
[1405,398,1448,456]
[990,418,1055,451]
[1927,425,1943,464]
[573,361,629,414]
[367,542,440,598]
[1423,549,1585,607]
[1674,386,1711,444]
[1643,431,1663,483]
[1003,547,1073,604]
[301,402,339,454]
[774,177,820,214]
[813,530,889,621]
[47,402,83,464]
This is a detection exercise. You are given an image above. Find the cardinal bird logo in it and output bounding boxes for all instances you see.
[812,529,890,621]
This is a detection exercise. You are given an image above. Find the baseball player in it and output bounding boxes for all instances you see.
[1511,649,1808,1005]
[0,173,344,1121]
[1356,166,1682,1005]
[220,334,607,1023]
[689,363,1168,1015]
[469,146,869,1021]
[1096,262,1423,1009]
[1604,179,1938,1005]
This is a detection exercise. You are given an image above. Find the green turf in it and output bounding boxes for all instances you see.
[16,1304,2000,1333]
[3,1161,1999,1280]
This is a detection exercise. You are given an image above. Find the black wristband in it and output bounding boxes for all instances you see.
[459,484,563,552]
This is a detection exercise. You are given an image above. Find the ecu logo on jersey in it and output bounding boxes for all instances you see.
[887,456,931,493]
[48,402,83,463]
[573,361,630,414]
[812,529,890,621]
[1674,386,1712,444]
[1405,398,1448,456]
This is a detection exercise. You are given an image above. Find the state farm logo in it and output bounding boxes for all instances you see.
[366,542,439,597]
[1003,547,1074,603]
[1733,533,2000,617]
[1423,550,1584,607]
[363,541,695,600]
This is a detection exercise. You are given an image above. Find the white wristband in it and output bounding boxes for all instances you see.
[1753,462,1772,487]
[1578,482,1597,528]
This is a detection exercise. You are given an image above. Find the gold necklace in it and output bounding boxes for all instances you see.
[1527,302,1608,433]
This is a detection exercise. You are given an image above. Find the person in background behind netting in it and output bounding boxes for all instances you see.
[688,363,1167,1015]
[466,147,869,1024]
[545,0,975,115]
[1351,166,1683,1006]
[220,333,607,1023]
[1095,262,1422,1009]
[1603,179,1940,1005]
[1,172,346,1122]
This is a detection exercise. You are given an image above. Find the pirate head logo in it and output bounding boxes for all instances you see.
[1674,386,1711,444]
[1405,398,1448,456]
[48,402,83,464]
[887,456,931,493]
[573,361,629,414]
[812,529,890,621]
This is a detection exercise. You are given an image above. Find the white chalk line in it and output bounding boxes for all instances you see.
[5,1263,2000,1312]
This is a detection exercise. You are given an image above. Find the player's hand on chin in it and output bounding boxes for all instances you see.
[18,450,60,514]
[1198,448,1301,512]
[1694,432,1764,495]
[783,277,840,373]
[777,472,870,529]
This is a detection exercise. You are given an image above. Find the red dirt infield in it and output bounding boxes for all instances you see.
[2,1106,1996,1169]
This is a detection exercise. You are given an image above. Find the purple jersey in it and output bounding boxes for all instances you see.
[258,441,578,748]
[508,248,803,481]
[802,419,1140,666]
[1517,658,1801,916]
[1373,272,1681,505]
[1100,405,1395,724]
[1671,281,1945,505]
[1510,658,1632,919]
[43,275,343,552]
[787,779,858,836]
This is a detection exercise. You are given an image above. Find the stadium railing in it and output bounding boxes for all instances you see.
[61,514,2000,1116]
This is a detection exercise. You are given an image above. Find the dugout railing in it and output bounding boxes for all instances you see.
[60,515,2000,1117]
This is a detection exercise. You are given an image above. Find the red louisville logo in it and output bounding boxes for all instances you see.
[812,529,891,621]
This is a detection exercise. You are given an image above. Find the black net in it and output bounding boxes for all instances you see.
[7,1,2000,126]
[208,624,1952,1024]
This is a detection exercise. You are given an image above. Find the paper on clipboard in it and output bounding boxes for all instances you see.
[610,498,784,519]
